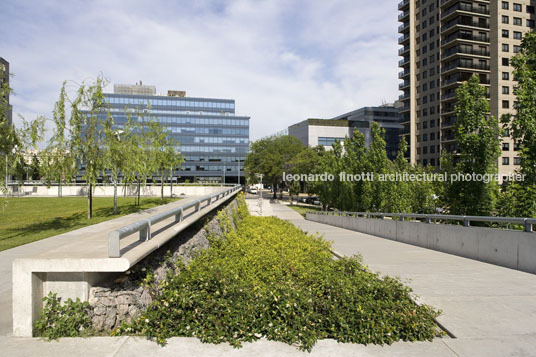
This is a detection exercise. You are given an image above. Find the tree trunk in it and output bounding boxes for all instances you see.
[272,182,277,199]
[58,177,62,198]
[113,180,118,215]
[161,174,164,200]
[170,176,173,198]
[137,180,141,206]
[88,183,93,219]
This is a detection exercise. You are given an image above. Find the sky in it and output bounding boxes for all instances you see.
[0,0,400,141]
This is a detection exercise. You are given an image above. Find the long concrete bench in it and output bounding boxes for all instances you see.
[12,186,241,337]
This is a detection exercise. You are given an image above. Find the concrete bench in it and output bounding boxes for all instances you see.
[12,186,241,337]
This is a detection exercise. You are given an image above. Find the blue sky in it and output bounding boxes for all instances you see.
[0,0,400,141]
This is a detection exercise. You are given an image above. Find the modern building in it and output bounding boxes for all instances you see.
[0,57,12,125]
[288,103,403,160]
[398,0,535,175]
[99,83,250,183]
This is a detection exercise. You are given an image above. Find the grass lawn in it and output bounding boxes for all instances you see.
[0,196,179,252]
[288,204,322,217]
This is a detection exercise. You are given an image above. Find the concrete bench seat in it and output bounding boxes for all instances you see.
[12,187,241,337]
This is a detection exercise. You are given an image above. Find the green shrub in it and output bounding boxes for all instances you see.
[34,292,92,339]
[115,204,441,350]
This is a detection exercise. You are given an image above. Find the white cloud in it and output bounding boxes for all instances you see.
[1,0,400,141]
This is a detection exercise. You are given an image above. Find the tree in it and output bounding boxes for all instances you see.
[145,119,183,199]
[441,74,501,216]
[69,78,107,218]
[500,32,536,217]
[41,82,76,197]
[102,111,133,214]
[244,135,304,199]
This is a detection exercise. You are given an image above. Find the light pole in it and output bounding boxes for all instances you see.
[255,173,263,215]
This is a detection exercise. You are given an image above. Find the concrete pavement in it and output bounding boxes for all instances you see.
[1,198,535,356]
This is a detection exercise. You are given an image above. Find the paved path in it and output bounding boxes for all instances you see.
[256,201,536,357]
[0,196,202,337]
[1,199,535,356]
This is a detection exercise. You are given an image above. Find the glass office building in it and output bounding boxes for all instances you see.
[102,84,250,183]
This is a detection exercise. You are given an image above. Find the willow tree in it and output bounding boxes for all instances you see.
[41,82,76,197]
[69,78,107,218]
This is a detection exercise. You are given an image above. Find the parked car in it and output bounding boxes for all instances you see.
[250,187,258,194]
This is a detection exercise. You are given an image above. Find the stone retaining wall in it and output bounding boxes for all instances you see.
[87,198,241,330]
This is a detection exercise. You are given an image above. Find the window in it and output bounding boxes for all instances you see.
[513,17,522,26]
[430,119,435,127]
[502,29,510,38]
[423,133,428,141]
[503,72,510,80]
[430,158,436,166]
[502,58,510,66]
[502,1,509,10]
[514,142,520,151]
[502,100,510,109]
[514,31,523,39]
[503,143,510,151]
[514,157,521,165]
[514,45,521,53]
[502,16,509,24]
[423,159,428,166]
[430,132,435,141]
[513,3,522,12]
[528,6,535,14]
[423,146,428,154]
[423,121,428,129]
[502,86,510,94]
[527,19,535,28]
[422,33,428,41]
[430,145,435,153]
[318,137,344,146]
[502,157,510,165]
[502,44,510,52]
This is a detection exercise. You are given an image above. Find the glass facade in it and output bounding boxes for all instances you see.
[102,90,249,182]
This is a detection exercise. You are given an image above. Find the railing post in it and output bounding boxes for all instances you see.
[139,219,151,241]
[380,214,385,220]
[195,200,201,212]
[463,217,470,227]
[425,215,431,224]
[108,231,121,258]
[524,219,533,233]
[175,207,183,223]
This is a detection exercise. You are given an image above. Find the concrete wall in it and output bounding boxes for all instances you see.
[10,185,226,197]
[307,213,536,274]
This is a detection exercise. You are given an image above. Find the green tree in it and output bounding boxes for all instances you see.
[41,82,76,197]
[69,78,107,218]
[500,32,536,217]
[441,74,501,216]
[244,135,304,199]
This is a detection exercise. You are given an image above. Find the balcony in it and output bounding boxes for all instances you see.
[441,91,458,101]
[442,18,490,33]
[441,32,489,46]
[399,45,410,55]
[398,22,410,33]
[442,60,490,74]
[399,93,411,101]
[399,57,410,66]
[398,10,410,21]
[441,45,490,59]
[399,80,410,89]
[399,33,410,44]
[399,69,411,78]
[442,3,489,20]
[398,0,409,11]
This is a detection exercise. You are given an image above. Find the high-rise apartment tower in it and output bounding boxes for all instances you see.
[398,0,535,177]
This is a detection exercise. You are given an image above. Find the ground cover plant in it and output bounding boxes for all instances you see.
[115,200,441,351]
[0,196,179,251]
[287,204,322,217]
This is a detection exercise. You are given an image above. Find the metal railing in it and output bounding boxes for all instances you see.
[108,185,242,257]
[307,211,536,233]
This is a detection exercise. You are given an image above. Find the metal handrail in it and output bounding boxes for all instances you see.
[108,185,241,257]
[307,211,536,233]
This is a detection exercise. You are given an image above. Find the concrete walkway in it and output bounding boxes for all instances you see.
[256,201,536,357]
[1,199,535,356]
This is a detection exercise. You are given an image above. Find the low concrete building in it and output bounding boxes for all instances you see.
[288,103,403,160]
